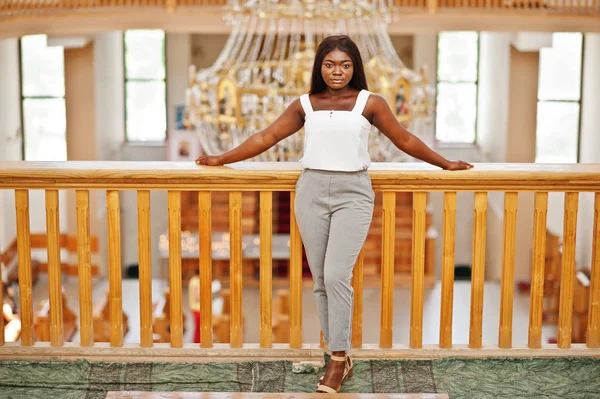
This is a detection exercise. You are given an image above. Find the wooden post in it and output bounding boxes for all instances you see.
[469,192,487,349]
[351,248,365,349]
[558,192,579,348]
[137,190,153,347]
[229,191,243,348]
[439,192,456,348]
[587,192,600,348]
[199,191,213,348]
[45,190,64,346]
[259,191,273,348]
[289,191,303,348]
[410,192,427,349]
[76,190,93,347]
[106,190,123,347]
[380,191,396,348]
[15,190,34,346]
[528,192,548,349]
[168,191,183,348]
[499,192,518,349]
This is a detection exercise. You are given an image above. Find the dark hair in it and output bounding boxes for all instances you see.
[309,35,368,94]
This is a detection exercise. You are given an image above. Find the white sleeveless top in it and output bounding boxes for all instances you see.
[299,90,372,172]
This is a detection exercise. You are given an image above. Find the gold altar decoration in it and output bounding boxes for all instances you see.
[185,0,434,161]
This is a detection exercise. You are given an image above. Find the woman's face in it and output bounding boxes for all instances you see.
[321,49,354,90]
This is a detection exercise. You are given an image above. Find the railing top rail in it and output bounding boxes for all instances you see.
[1,161,599,191]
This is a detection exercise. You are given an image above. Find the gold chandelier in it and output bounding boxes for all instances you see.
[185,0,434,162]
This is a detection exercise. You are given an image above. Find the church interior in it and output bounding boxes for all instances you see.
[0,1,599,398]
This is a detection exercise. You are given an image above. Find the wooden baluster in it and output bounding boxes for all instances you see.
[106,190,123,347]
[137,190,153,347]
[558,192,579,348]
[499,192,518,349]
[528,192,548,348]
[199,191,213,348]
[439,192,456,348]
[45,190,64,346]
[469,192,487,349]
[587,192,600,348]
[259,191,273,348]
[351,249,365,349]
[229,191,243,348]
[410,192,427,349]
[15,190,34,346]
[0,274,3,345]
[289,191,302,348]
[168,191,183,348]
[76,190,93,347]
[380,191,396,348]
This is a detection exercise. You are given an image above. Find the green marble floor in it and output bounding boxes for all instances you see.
[0,357,598,399]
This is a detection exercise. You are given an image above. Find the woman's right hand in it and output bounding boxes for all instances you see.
[195,155,223,166]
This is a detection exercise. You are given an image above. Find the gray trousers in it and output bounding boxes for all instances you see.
[294,169,374,351]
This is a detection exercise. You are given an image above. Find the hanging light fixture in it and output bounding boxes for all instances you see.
[185,0,434,162]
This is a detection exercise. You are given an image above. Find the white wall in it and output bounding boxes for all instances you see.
[412,33,437,88]
[576,34,600,270]
[116,33,190,277]
[0,38,22,255]
[93,31,126,275]
[166,33,191,131]
[118,144,168,278]
[545,34,600,271]
[574,33,600,270]
[477,33,511,163]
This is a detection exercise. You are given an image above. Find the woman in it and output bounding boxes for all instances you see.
[196,35,472,393]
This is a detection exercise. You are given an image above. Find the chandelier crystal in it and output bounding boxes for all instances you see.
[186,0,435,162]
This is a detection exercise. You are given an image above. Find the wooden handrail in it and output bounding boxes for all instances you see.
[1,161,600,361]
[1,162,600,192]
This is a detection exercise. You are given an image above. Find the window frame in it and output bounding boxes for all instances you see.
[123,29,168,142]
[434,31,480,145]
[535,33,585,164]
[19,35,67,161]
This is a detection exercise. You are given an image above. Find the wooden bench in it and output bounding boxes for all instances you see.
[543,230,562,324]
[152,290,187,343]
[92,290,129,342]
[107,392,449,398]
[33,293,77,342]
[272,289,290,343]
[211,288,246,344]
[572,268,591,343]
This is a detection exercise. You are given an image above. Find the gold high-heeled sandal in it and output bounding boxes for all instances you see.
[316,354,353,393]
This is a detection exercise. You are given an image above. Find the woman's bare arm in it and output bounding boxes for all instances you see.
[368,95,472,170]
[196,99,305,166]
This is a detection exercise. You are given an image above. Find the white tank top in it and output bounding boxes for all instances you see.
[299,89,372,172]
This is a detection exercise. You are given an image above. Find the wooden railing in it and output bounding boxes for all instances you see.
[0,161,599,361]
[1,0,598,21]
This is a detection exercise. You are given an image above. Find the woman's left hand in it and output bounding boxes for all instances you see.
[195,155,223,166]
[444,160,473,171]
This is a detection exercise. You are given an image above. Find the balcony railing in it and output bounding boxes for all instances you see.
[0,0,598,22]
[0,161,599,362]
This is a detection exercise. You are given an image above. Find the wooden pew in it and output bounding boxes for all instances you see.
[211,288,246,344]
[572,268,591,343]
[272,289,290,343]
[93,291,129,342]
[152,290,187,343]
[33,293,77,342]
[212,288,231,344]
[543,231,562,324]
